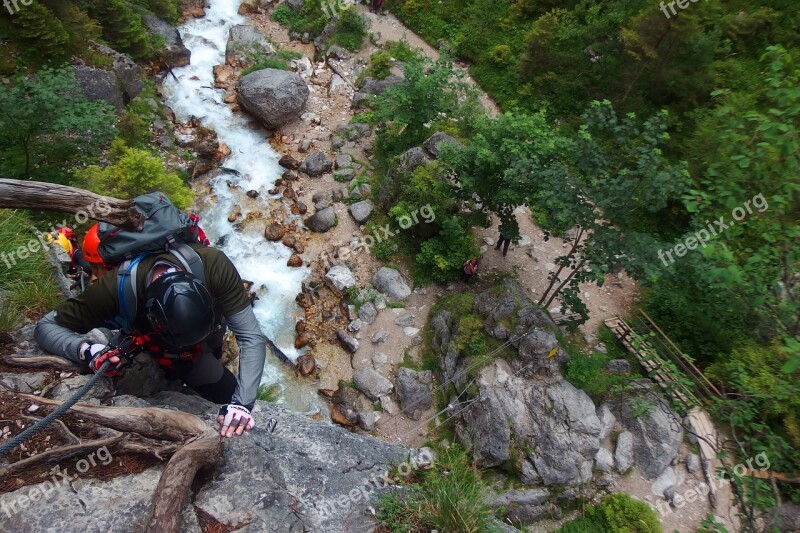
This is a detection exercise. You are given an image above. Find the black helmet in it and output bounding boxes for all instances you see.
[144,271,215,349]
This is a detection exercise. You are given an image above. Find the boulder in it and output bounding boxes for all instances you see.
[595,448,614,473]
[597,403,616,440]
[237,69,310,129]
[621,398,683,478]
[264,221,288,241]
[226,25,275,67]
[0,372,48,393]
[423,132,460,158]
[394,315,415,327]
[395,368,433,420]
[371,331,389,344]
[287,254,303,267]
[686,453,701,474]
[335,154,354,169]
[491,489,553,526]
[358,410,379,431]
[372,267,411,300]
[398,146,429,173]
[142,14,191,67]
[71,66,125,109]
[299,151,333,177]
[353,367,393,400]
[607,359,631,375]
[651,466,679,497]
[615,431,634,473]
[90,42,143,102]
[304,207,336,233]
[360,76,403,95]
[348,200,374,223]
[325,265,356,294]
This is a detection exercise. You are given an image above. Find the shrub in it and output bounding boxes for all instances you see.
[74,140,193,208]
[413,216,479,284]
[564,350,634,401]
[328,7,368,52]
[558,493,663,533]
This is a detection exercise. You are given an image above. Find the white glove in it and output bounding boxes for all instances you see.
[79,343,120,376]
[219,404,255,431]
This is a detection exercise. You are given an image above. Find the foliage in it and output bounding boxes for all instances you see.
[241,49,303,75]
[0,67,116,182]
[328,7,367,52]
[564,350,634,402]
[557,493,663,533]
[256,383,282,403]
[116,81,166,148]
[0,210,61,334]
[414,217,479,284]
[82,0,161,59]
[271,0,327,36]
[74,140,194,209]
[377,445,498,533]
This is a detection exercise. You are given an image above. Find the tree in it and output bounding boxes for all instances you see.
[10,3,70,63]
[0,68,115,182]
[73,140,194,209]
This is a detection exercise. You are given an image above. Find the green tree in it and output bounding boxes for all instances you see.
[0,68,115,182]
[11,3,70,64]
[74,140,194,208]
[84,0,155,59]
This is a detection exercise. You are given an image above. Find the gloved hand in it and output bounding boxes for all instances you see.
[79,343,121,376]
[217,403,255,437]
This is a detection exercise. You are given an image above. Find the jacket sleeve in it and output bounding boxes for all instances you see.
[34,311,92,364]
[225,305,268,410]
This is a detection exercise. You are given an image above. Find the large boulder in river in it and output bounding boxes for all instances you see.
[226,25,275,67]
[372,267,411,301]
[237,69,310,129]
[142,14,191,67]
[0,394,411,533]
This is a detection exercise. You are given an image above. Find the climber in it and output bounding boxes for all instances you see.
[461,257,480,283]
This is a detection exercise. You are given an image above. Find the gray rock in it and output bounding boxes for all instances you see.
[358,410,379,431]
[353,367,393,400]
[520,460,541,485]
[0,467,165,533]
[351,92,372,108]
[372,352,388,365]
[226,25,275,67]
[488,518,524,533]
[358,302,378,325]
[335,154,354,169]
[491,488,550,508]
[91,42,143,101]
[595,448,614,473]
[146,391,218,417]
[395,368,433,420]
[333,168,355,181]
[597,403,617,440]
[615,431,634,473]
[331,135,345,149]
[423,132,460,158]
[621,398,683,478]
[287,0,304,11]
[326,44,348,60]
[325,264,356,294]
[312,190,333,209]
[51,375,112,403]
[403,327,420,337]
[300,151,334,177]
[686,453,701,474]
[394,315,415,327]
[372,267,412,300]
[360,76,403,95]
[349,200,374,223]
[651,466,679,497]
[237,69,309,129]
[491,489,554,525]
[304,206,336,232]
[142,14,191,67]
[371,331,389,344]
[607,359,631,374]
[380,395,399,414]
[411,335,423,346]
[115,354,178,397]
[71,66,125,109]
[336,330,359,353]
[348,319,363,333]
[0,372,47,393]
[398,146,429,173]
[299,139,313,153]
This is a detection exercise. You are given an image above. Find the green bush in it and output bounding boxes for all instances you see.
[74,140,193,208]
[564,350,634,401]
[377,445,497,533]
[558,493,663,533]
[328,7,367,52]
[271,0,327,36]
[414,216,479,284]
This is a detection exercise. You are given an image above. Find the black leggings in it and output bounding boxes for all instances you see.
[495,235,510,257]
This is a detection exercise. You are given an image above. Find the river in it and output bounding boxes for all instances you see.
[161,0,321,413]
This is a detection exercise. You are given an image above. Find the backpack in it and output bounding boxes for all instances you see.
[98,192,210,330]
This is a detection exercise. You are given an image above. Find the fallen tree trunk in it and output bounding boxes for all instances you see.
[0,179,145,231]
[1,353,87,373]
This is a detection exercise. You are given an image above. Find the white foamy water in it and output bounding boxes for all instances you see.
[162,0,319,412]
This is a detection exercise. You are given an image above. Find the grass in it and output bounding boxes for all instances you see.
[377,445,499,533]
[0,210,62,334]
[242,49,303,75]
[256,383,282,402]
[556,493,663,533]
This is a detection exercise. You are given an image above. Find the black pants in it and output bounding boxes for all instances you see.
[495,236,510,257]
[461,272,473,283]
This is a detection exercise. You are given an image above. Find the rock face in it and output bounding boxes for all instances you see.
[237,69,310,129]
[142,14,191,67]
[431,279,601,486]
[620,397,683,478]
[372,267,412,300]
[0,395,411,533]
[395,368,433,420]
[226,25,275,67]
[71,66,125,109]
[91,42,144,102]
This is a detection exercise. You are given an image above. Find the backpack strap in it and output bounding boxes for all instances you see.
[116,254,146,331]
[167,242,206,284]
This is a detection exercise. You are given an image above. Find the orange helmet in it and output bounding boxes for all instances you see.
[82,223,104,264]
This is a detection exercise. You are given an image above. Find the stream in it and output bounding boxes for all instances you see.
[161,0,322,414]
